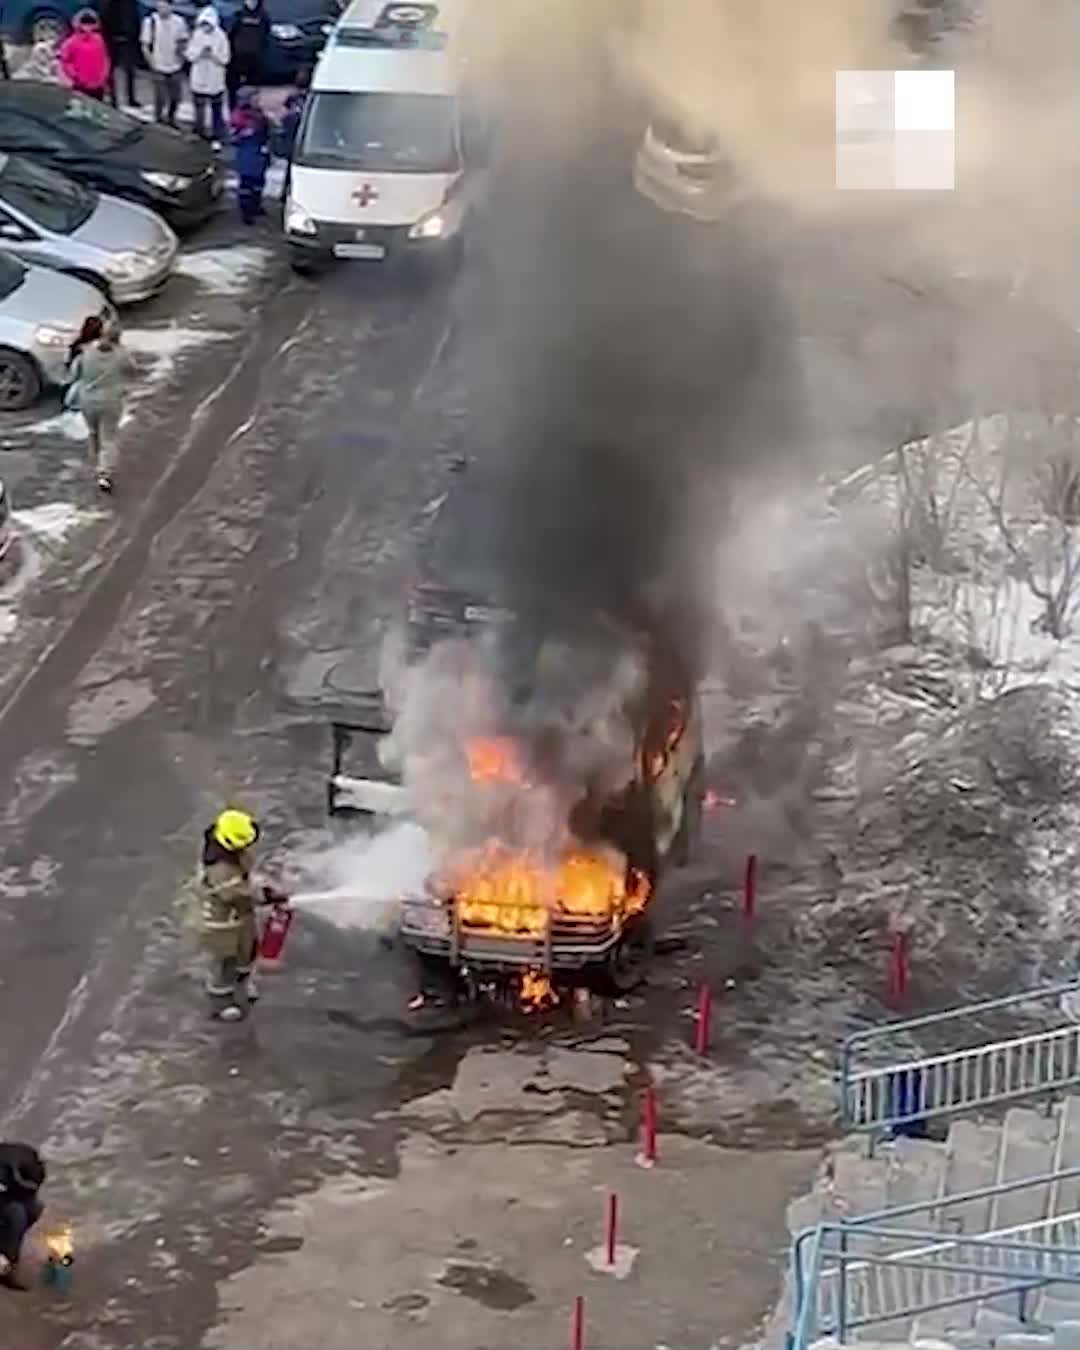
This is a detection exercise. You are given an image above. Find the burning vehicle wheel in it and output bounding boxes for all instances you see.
[604,915,656,993]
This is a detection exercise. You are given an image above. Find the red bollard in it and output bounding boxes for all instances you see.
[637,1085,658,1168]
[570,1295,585,1350]
[605,1192,619,1267]
[887,931,910,1007]
[743,853,758,921]
[693,982,712,1054]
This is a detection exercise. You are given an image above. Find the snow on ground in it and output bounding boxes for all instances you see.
[119,324,230,428]
[0,502,102,642]
[14,410,89,442]
[13,502,102,545]
[723,415,1080,993]
[176,245,276,297]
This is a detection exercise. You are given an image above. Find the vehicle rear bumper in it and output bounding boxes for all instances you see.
[400,927,623,974]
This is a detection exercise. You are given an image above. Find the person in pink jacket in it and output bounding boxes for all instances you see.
[59,10,112,100]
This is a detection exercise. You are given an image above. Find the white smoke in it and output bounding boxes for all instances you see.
[377,624,649,868]
[284,822,434,933]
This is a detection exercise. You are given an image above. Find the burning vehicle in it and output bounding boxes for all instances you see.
[327,470,705,1002]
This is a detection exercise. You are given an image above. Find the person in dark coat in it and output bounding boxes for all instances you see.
[230,86,270,224]
[275,67,308,160]
[0,1142,46,1292]
[226,0,269,101]
[99,0,141,107]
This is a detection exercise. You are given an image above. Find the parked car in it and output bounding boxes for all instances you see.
[0,250,110,410]
[632,117,737,223]
[0,0,85,44]
[136,0,341,81]
[0,152,177,305]
[0,82,224,231]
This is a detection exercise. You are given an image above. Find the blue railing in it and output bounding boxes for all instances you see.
[838,980,1080,1143]
[788,1215,1080,1350]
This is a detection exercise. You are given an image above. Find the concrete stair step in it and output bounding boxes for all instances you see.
[830,1148,891,1223]
[996,1335,1055,1350]
[1035,1294,1080,1326]
[984,1108,1060,1315]
[886,1137,950,1224]
[916,1122,1004,1336]
[1051,1096,1080,1216]
[991,1109,1059,1229]
[944,1121,1005,1232]
[1054,1323,1080,1350]
[974,1306,1047,1338]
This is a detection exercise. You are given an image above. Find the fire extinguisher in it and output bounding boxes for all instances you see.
[259,890,293,966]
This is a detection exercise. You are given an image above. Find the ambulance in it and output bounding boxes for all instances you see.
[284,0,475,272]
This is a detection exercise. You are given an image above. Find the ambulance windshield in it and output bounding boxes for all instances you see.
[297,91,458,173]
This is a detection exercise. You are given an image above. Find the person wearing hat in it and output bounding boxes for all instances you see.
[197,808,288,1021]
[59,9,111,99]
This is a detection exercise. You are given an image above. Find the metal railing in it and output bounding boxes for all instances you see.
[790,1215,1080,1350]
[839,980,1080,1141]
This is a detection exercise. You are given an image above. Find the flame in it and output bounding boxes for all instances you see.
[520,968,558,1011]
[704,788,735,810]
[450,843,652,936]
[466,737,527,785]
[45,1226,73,1264]
[647,697,689,778]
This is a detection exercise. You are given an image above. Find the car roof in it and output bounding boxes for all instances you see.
[310,44,456,93]
[312,0,458,93]
[336,0,459,33]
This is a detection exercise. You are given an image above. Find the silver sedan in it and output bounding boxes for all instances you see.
[0,251,110,410]
[0,152,178,307]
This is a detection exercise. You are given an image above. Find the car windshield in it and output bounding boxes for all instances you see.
[0,155,97,235]
[0,250,27,301]
[58,95,141,152]
[296,91,457,173]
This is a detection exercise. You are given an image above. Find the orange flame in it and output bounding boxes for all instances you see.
[466,738,527,786]
[45,1226,74,1264]
[520,968,558,1011]
[449,843,652,937]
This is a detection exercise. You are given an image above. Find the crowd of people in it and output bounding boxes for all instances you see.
[8,0,308,146]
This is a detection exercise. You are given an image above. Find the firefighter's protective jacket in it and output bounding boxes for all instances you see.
[197,831,258,962]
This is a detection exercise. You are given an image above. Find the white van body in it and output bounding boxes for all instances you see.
[284,0,472,269]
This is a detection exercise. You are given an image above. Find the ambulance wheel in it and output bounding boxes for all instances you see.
[604,915,656,994]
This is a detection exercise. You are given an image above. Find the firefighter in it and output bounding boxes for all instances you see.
[197,808,287,1022]
[0,1142,45,1291]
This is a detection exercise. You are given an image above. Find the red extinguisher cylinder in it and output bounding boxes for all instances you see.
[259,905,294,963]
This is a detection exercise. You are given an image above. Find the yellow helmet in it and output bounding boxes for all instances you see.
[212,808,258,853]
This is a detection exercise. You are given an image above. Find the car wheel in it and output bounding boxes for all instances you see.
[290,260,318,278]
[27,8,67,43]
[0,348,42,413]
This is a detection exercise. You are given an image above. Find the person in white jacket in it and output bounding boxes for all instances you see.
[187,6,231,143]
[140,0,188,127]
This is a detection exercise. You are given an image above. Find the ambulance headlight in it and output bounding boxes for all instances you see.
[285,201,317,236]
[408,210,446,241]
